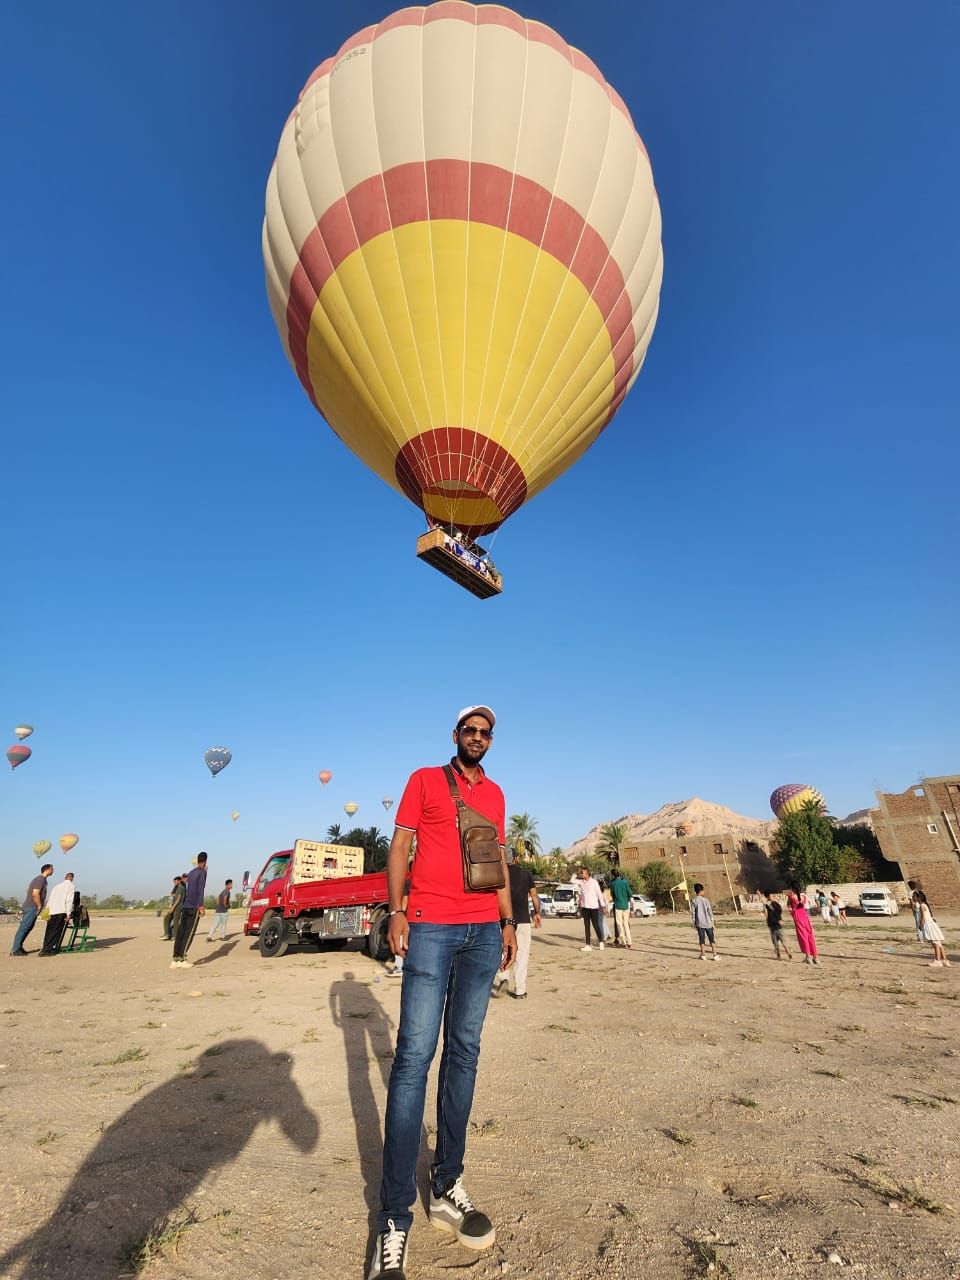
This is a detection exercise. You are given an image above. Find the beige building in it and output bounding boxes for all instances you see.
[871,775,960,907]
[621,832,780,904]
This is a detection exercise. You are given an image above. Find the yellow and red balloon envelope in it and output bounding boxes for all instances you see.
[318,770,333,785]
[7,744,31,770]
[263,3,662,538]
[59,834,79,854]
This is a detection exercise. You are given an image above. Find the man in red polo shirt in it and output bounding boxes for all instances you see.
[369,706,516,1280]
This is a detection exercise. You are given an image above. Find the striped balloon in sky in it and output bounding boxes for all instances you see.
[263,2,663,539]
[770,784,826,821]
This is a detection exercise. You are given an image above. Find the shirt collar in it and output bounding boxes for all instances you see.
[450,757,485,783]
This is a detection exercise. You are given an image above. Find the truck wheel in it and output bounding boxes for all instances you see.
[366,912,392,962]
[258,913,289,958]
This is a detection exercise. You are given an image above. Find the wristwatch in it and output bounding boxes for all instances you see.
[500,917,516,928]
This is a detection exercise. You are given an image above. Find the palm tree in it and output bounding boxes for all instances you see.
[326,823,342,843]
[507,813,541,859]
[596,823,627,866]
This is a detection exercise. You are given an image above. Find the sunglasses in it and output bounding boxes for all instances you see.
[458,726,493,740]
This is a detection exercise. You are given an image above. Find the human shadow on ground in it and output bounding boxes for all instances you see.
[191,939,240,966]
[330,971,431,1268]
[0,1037,319,1280]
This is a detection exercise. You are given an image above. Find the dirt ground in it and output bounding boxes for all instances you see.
[1,908,959,1280]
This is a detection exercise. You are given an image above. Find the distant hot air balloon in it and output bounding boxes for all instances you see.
[318,770,332,786]
[7,744,31,770]
[204,747,232,778]
[770,784,826,821]
[381,797,394,812]
[231,811,240,822]
[59,834,79,854]
[263,5,663,592]
[14,724,33,741]
[33,839,52,858]
[344,802,359,817]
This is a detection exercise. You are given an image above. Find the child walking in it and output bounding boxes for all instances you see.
[916,891,949,968]
[763,892,791,960]
[692,884,719,961]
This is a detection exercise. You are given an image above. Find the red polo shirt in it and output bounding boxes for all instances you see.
[395,760,505,924]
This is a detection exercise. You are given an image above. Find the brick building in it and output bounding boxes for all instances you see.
[620,833,781,904]
[871,775,960,907]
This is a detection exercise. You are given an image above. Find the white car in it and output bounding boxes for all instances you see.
[858,888,899,916]
[630,895,657,918]
[537,893,556,917]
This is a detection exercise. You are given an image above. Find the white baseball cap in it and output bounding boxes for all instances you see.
[456,705,496,729]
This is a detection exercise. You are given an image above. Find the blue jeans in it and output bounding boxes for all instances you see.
[379,921,501,1232]
[11,906,39,954]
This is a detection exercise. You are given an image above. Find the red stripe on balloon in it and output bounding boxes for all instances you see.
[285,159,635,410]
[396,428,527,536]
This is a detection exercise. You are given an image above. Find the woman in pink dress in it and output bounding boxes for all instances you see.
[787,886,819,964]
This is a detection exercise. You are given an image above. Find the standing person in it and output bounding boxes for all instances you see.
[162,876,182,941]
[911,889,925,945]
[916,892,950,968]
[207,879,233,941]
[829,891,848,925]
[691,883,719,961]
[171,853,208,969]
[577,867,606,951]
[787,885,819,964]
[763,892,791,960]
[370,706,516,1278]
[816,889,832,925]
[492,853,541,998]
[40,872,76,956]
[610,870,633,949]
[10,864,54,956]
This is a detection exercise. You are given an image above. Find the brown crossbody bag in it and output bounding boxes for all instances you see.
[442,765,505,894]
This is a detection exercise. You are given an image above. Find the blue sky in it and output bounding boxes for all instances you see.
[3,1,957,897]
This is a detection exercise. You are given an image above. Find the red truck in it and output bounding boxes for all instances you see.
[244,839,391,960]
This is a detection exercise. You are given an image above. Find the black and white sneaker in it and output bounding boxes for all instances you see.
[368,1219,409,1278]
[429,1178,496,1250]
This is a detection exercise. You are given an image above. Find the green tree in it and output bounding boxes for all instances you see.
[100,894,126,911]
[639,859,677,904]
[596,823,628,866]
[836,847,871,883]
[773,799,842,887]
[325,823,342,843]
[833,823,896,878]
[507,813,541,858]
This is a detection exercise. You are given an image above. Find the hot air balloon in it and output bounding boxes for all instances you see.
[263,4,662,597]
[204,747,232,778]
[59,834,79,854]
[7,744,31,770]
[381,797,394,812]
[33,839,52,858]
[318,770,333,786]
[231,811,240,822]
[770,784,826,821]
[344,802,359,817]
[14,724,33,741]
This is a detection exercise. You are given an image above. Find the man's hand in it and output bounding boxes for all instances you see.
[500,924,517,970]
[198,907,206,917]
[388,911,409,956]
[532,912,542,930]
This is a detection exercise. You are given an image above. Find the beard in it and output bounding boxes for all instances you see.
[456,739,488,767]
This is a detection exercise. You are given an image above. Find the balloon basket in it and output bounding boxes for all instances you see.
[416,529,502,599]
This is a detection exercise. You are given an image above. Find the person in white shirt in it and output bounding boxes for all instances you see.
[40,872,76,956]
[577,868,607,951]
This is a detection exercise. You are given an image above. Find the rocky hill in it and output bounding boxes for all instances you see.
[562,797,776,861]
[836,809,875,829]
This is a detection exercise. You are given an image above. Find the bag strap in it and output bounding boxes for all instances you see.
[442,764,466,814]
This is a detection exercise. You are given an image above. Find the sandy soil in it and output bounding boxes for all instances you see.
[1,909,958,1280]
